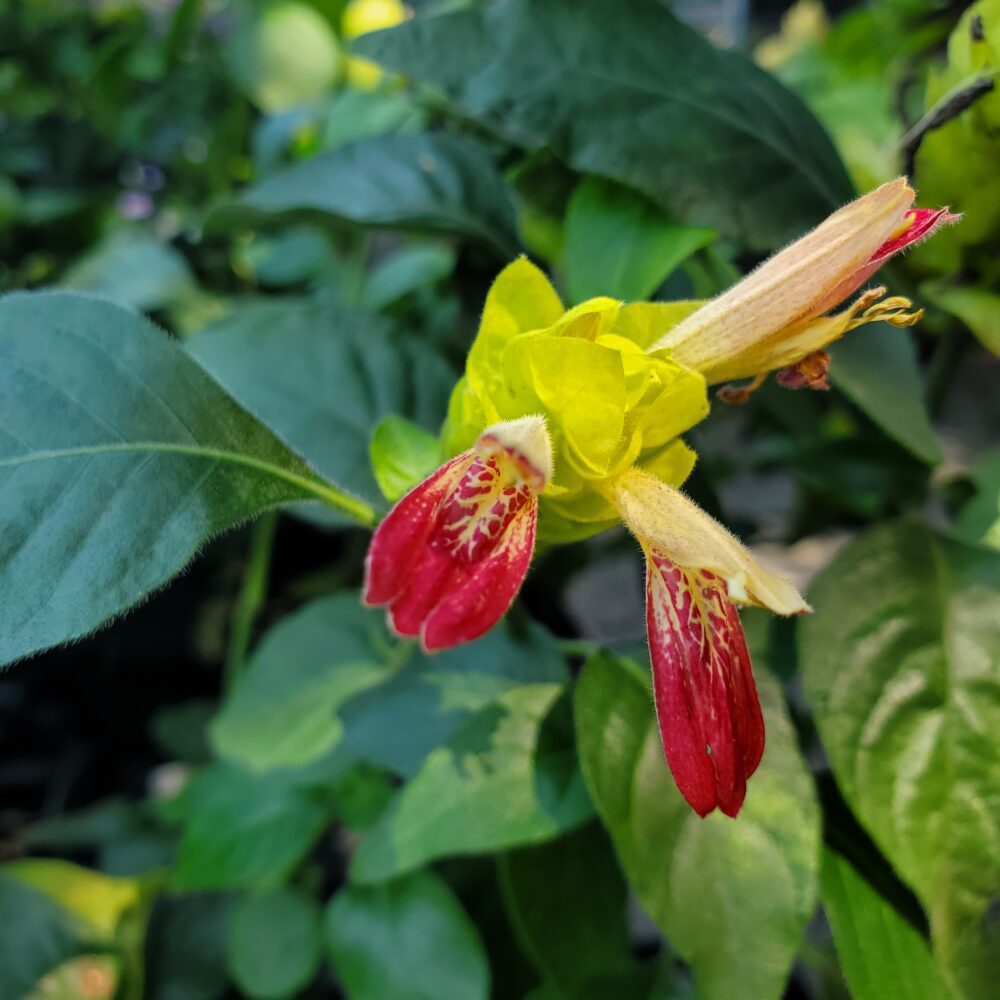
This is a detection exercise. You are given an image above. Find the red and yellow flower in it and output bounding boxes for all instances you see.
[364,179,955,817]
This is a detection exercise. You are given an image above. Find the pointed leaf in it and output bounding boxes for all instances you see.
[565,177,715,304]
[207,133,521,258]
[188,299,453,513]
[0,292,368,667]
[829,325,942,465]
[820,848,950,1000]
[575,651,819,1000]
[351,687,592,882]
[801,522,1000,998]
[357,0,853,249]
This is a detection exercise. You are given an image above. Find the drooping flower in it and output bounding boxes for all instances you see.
[651,178,959,399]
[364,416,551,651]
[607,469,808,816]
[364,183,956,817]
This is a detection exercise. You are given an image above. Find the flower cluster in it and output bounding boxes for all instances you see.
[364,179,956,817]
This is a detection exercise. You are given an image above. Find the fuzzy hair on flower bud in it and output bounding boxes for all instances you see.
[650,179,959,395]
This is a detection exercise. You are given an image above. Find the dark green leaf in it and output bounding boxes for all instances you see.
[575,652,819,1000]
[188,298,454,514]
[361,244,456,312]
[227,887,322,1000]
[173,760,342,890]
[829,325,943,464]
[801,521,1000,998]
[61,230,195,312]
[0,875,82,1000]
[206,133,521,258]
[0,292,367,667]
[212,595,398,771]
[320,88,425,151]
[499,822,633,993]
[351,687,592,883]
[145,894,233,1000]
[564,177,715,304]
[820,848,950,1000]
[341,620,566,777]
[358,0,853,249]
[326,871,489,1000]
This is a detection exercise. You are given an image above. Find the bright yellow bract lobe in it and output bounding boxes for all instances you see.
[442,258,710,543]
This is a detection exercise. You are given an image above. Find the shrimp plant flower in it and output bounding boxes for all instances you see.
[364,178,955,818]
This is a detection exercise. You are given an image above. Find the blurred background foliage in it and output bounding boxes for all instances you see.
[0,0,997,998]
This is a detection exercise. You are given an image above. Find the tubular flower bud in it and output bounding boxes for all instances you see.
[650,179,959,396]
[607,468,809,816]
[364,416,552,651]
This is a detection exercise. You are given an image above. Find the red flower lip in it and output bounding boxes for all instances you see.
[363,417,551,652]
[646,549,764,818]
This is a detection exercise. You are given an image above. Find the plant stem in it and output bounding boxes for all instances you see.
[224,511,279,689]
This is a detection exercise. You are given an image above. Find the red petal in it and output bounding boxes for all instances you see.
[815,206,960,315]
[364,449,539,651]
[362,452,471,607]
[866,207,959,267]
[422,500,537,651]
[645,548,765,818]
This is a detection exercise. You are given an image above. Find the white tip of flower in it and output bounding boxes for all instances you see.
[608,468,811,616]
[476,414,554,491]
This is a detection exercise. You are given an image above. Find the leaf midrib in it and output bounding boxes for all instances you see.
[0,442,375,525]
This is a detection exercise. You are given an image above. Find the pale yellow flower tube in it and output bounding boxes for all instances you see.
[651,179,957,389]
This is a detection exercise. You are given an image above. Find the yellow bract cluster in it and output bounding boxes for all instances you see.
[442,259,709,542]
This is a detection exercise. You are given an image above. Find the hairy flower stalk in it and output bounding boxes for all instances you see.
[364,186,956,816]
[651,178,959,398]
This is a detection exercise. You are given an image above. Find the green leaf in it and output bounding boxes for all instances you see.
[227,887,322,1000]
[564,177,715,304]
[956,449,1000,551]
[173,760,342,890]
[820,848,950,1000]
[340,621,568,778]
[212,595,397,771]
[188,298,453,514]
[499,822,633,994]
[575,652,819,1000]
[357,0,853,250]
[829,325,943,465]
[207,133,521,258]
[320,88,424,151]
[0,874,82,1000]
[924,284,1000,357]
[326,870,489,1000]
[369,415,441,503]
[351,687,593,883]
[145,894,233,1000]
[61,230,195,313]
[800,521,1000,998]
[361,244,456,312]
[0,291,368,668]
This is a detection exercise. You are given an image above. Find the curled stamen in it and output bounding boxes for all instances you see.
[844,289,924,331]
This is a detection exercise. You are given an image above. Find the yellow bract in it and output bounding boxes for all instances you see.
[443,258,709,542]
